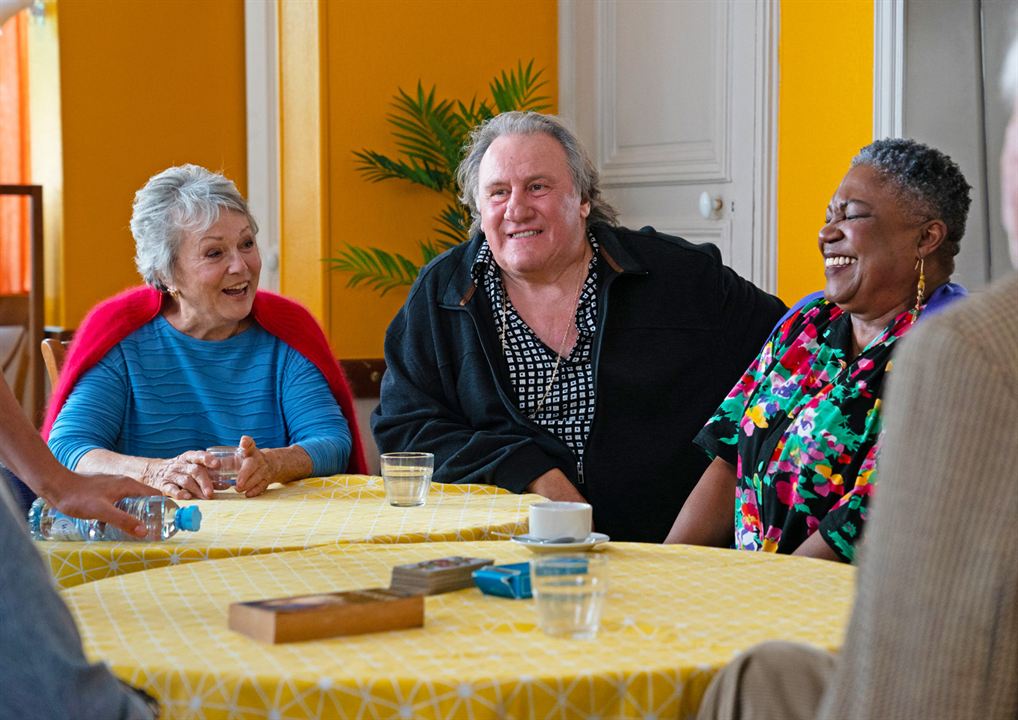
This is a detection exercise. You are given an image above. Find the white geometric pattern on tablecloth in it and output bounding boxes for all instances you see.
[64,541,855,719]
[37,476,536,588]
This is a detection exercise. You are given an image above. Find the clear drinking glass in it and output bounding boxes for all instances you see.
[380,452,434,507]
[206,446,242,490]
[530,554,608,640]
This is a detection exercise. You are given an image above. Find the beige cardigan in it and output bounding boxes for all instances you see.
[818,272,1018,719]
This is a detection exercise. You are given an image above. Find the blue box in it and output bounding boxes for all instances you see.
[472,562,532,599]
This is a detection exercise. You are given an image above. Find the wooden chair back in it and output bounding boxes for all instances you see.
[0,185,45,423]
[0,294,30,406]
[40,338,68,390]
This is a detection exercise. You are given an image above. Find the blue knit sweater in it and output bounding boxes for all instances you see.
[48,315,350,475]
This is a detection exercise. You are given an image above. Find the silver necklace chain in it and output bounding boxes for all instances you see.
[500,261,588,419]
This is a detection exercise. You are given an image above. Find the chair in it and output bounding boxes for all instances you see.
[40,338,67,390]
[0,185,45,424]
[339,359,385,475]
[0,295,31,407]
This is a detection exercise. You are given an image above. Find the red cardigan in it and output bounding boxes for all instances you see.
[41,286,368,475]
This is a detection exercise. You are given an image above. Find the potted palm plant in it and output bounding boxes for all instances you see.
[326,60,550,296]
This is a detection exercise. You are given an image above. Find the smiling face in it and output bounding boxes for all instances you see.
[818,164,933,320]
[478,133,591,283]
[166,209,261,339]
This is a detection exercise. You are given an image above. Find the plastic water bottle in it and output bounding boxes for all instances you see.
[28,496,202,542]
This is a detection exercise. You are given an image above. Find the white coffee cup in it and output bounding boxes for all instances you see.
[529,501,592,542]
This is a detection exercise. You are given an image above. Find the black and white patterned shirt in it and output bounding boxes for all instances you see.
[472,236,600,463]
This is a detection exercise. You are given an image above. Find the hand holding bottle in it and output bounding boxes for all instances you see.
[44,468,162,538]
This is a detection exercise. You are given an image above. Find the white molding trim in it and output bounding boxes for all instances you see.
[557,0,577,123]
[635,217,732,257]
[752,0,779,293]
[597,0,730,186]
[873,0,904,139]
[557,0,777,291]
[245,0,281,291]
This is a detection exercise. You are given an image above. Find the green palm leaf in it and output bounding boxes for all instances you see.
[330,61,549,295]
[324,245,422,296]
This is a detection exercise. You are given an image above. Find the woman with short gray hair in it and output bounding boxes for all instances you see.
[668,137,971,562]
[43,165,366,499]
[131,163,258,292]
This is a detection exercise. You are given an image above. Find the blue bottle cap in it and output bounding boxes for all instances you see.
[176,505,202,532]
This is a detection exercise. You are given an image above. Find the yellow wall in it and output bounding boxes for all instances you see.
[279,0,329,321]
[323,0,559,358]
[41,0,871,341]
[53,0,247,328]
[777,0,873,303]
[27,0,63,323]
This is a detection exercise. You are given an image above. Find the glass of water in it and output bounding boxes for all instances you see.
[530,554,608,640]
[206,446,242,490]
[380,452,434,507]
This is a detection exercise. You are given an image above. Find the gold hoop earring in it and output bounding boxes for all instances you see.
[913,256,926,319]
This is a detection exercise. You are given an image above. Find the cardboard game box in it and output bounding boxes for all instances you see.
[472,562,533,599]
[229,587,424,643]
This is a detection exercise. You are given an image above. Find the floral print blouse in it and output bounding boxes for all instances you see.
[695,297,918,562]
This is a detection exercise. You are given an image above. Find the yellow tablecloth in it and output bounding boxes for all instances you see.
[39,476,539,588]
[65,540,856,719]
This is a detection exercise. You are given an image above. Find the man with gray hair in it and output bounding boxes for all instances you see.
[372,111,785,542]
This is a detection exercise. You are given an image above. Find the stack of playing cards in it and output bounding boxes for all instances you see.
[390,556,494,595]
[228,588,424,643]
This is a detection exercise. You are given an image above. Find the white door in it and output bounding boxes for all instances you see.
[559,0,777,291]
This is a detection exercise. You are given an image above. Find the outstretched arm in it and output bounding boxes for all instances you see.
[0,377,157,537]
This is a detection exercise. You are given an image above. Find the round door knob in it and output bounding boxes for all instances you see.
[698,191,723,220]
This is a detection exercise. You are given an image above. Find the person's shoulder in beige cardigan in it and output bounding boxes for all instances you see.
[695,274,1018,720]
[816,271,1018,720]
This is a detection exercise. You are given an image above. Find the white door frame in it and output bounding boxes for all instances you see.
[873,0,904,140]
[558,0,780,294]
[244,0,281,291]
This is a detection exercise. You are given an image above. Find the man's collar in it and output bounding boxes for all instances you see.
[588,223,644,275]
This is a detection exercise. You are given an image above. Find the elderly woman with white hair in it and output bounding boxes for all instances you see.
[44,165,366,499]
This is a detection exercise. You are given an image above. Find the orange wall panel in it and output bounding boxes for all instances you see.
[777,0,873,304]
[56,0,247,328]
[324,0,558,358]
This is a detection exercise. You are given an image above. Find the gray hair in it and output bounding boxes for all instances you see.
[456,111,619,237]
[851,138,971,271]
[131,164,257,291]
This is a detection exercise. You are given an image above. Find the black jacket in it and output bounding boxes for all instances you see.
[372,224,786,542]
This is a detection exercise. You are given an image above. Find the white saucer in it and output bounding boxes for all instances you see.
[510,532,610,553]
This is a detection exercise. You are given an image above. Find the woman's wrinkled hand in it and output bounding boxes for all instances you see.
[235,435,274,497]
[143,451,216,500]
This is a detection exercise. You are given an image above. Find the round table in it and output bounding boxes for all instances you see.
[64,540,856,719]
[38,476,539,587]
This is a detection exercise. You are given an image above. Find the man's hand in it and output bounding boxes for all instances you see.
[46,468,161,538]
[526,468,587,502]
